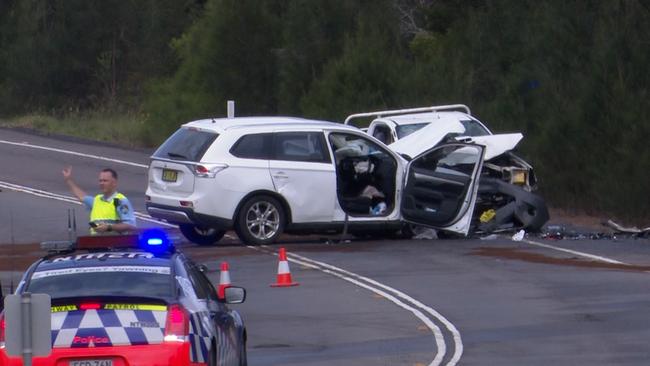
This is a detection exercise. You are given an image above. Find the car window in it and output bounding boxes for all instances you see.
[396,120,490,139]
[184,261,218,301]
[328,132,392,161]
[26,267,173,299]
[230,133,273,159]
[396,123,429,139]
[372,124,393,145]
[273,132,331,163]
[460,119,490,136]
[153,127,218,162]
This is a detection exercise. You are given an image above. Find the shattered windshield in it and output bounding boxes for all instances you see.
[396,119,490,139]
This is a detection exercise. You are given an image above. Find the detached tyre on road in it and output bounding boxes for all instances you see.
[179,224,226,246]
[235,195,285,246]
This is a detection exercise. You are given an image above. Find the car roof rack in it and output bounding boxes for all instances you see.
[343,104,471,126]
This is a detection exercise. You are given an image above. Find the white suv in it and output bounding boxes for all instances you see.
[146,116,488,245]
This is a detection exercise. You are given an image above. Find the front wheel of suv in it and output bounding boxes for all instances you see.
[235,195,285,245]
[179,224,226,246]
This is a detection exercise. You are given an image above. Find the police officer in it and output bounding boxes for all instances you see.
[62,166,136,234]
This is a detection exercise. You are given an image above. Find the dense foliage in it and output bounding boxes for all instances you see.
[1,0,648,220]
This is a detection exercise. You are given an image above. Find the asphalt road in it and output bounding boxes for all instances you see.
[1,127,650,365]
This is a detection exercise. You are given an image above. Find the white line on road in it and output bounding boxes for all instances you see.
[253,245,459,366]
[522,238,627,265]
[0,181,175,227]
[0,139,149,168]
[287,250,464,366]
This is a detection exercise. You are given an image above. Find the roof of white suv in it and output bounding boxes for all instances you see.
[183,116,359,134]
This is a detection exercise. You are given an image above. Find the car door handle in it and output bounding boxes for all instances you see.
[272,172,289,179]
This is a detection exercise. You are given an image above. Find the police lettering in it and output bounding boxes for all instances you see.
[73,336,110,344]
[50,252,153,262]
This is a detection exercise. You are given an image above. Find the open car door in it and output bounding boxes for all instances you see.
[400,143,485,235]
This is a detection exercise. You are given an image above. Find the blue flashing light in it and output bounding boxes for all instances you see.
[147,238,164,246]
[138,228,172,254]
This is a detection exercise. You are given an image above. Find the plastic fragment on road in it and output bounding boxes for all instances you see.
[512,229,525,241]
[603,219,650,235]
[480,234,498,240]
[412,227,438,240]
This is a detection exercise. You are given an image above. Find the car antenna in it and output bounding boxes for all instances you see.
[9,207,15,294]
[67,208,78,242]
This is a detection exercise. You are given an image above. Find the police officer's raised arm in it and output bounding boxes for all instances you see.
[62,166,87,202]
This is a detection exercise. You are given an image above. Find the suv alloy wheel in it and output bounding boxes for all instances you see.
[235,195,285,245]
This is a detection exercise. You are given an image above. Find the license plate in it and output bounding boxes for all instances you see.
[512,170,526,184]
[162,169,178,182]
[69,360,113,366]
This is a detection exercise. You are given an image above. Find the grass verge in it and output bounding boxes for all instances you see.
[0,112,149,148]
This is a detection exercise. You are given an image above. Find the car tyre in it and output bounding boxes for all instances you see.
[179,224,226,246]
[235,195,285,245]
[208,341,217,366]
[239,339,248,366]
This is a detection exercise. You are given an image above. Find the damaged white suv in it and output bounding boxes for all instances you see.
[146,116,497,245]
[346,104,549,234]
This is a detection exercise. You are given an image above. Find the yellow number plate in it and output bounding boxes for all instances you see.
[162,169,178,182]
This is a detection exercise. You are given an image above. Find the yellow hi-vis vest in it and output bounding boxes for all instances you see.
[89,193,126,233]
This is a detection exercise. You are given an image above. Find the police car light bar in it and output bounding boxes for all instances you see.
[41,240,75,253]
[41,230,174,255]
[76,234,140,249]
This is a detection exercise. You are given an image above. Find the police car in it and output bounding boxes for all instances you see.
[0,232,248,366]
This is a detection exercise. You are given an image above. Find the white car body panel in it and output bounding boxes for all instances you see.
[388,118,466,158]
[270,160,337,223]
[461,133,523,160]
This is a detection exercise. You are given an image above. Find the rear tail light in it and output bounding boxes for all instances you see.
[80,302,102,310]
[0,312,6,348]
[192,163,228,178]
[164,304,189,342]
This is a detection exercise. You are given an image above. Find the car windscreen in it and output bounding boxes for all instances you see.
[396,120,490,139]
[153,127,218,162]
[26,266,173,299]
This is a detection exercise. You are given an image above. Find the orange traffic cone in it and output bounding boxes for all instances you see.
[218,261,231,299]
[270,247,299,287]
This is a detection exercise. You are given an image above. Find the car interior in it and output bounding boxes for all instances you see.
[329,133,397,216]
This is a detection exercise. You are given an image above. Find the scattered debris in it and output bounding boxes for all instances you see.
[480,234,499,240]
[603,219,650,236]
[412,227,438,240]
[512,229,525,241]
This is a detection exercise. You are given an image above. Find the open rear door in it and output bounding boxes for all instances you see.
[400,143,485,235]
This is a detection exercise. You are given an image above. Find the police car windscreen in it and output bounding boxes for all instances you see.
[26,265,173,299]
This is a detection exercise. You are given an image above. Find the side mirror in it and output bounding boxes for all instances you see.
[223,286,246,304]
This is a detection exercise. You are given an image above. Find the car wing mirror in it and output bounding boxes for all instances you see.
[224,286,246,304]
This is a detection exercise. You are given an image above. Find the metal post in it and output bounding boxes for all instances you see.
[21,293,33,366]
[227,100,235,118]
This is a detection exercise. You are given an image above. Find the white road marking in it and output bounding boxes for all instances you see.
[254,245,459,366]
[288,250,464,366]
[0,139,149,168]
[0,181,175,227]
[522,238,627,265]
